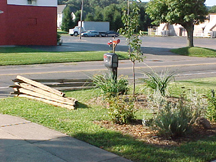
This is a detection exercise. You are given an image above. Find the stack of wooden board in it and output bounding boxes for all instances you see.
[11,75,77,110]
[32,78,95,91]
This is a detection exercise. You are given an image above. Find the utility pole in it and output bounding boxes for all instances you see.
[79,0,83,40]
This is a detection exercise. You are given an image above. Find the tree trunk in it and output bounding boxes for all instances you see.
[185,24,194,47]
[132,61,135,96]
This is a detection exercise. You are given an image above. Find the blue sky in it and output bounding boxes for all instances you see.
[141,0,215,6]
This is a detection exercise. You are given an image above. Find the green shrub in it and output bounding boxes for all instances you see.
[106,96,136,124]
[206,90,216,121]
[143,69,175,96]
[152,99,194,137]
[57,33,61,43]
[149,90,207,138]
[93,73,129,97]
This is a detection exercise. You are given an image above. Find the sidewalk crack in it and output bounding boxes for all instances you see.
[0,121,32,128]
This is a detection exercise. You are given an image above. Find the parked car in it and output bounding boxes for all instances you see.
[81,30,100,37]
[102,31,119,37]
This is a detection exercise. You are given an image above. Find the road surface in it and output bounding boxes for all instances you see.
[0,36,216,98]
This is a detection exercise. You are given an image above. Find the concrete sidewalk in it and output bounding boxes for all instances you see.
[0,114,133,162]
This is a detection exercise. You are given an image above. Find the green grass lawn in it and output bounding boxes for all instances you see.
[1,78,216,162]
[171,47,216,57]
[0,47,129,66]
[1,45,216,161]
[57,29,68,35]
[168,77,216,97]
[1,46,216,66]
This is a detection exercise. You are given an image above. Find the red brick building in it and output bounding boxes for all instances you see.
[0,0,57,46]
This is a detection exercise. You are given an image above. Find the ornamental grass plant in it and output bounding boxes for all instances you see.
[143,69,175,97]
[93,73,129,98]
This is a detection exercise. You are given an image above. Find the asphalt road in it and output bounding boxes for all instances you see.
[1,36,216,98]
[32,35,216,52]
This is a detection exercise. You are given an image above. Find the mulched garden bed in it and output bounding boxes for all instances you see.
[91,95,216,147]
[93,120,216,147]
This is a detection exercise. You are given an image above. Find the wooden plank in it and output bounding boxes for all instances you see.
[16,75,65,97]
[14,82,76,104]
[46,82,94,87]
[12,79,25,83]
[12,87,19,92]
[10,85,19,88]
[33,78,93,83]
[13,78,94,89]
[18,94,75,110]
[55,86,95,91]
[17,88,76,106]
[11,84,95,91]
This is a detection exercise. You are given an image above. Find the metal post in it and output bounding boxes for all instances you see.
[112,67,117,82]
[79,0,83,40]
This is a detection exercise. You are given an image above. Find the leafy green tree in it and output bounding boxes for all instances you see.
[59,0,151,32]
[103,5,115,30]
[85,13,94,21]
[74,10,81,26]
[88,0,124,9]
[119,1,143,96]
[94,6,104,21]
[74,10,87,26]
[58,0,65,5]
[209,5,216,13]
[138,4,152,31]
[146,0,208,47]
[61,6,74,32]
[65,0,91,15]
[103,4,121,30]
[113,10,123,31]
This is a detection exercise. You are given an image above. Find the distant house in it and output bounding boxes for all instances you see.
[0,0,57,46]
[203,14,216,37]
[153,13,216,38]
[57,5,66,29]
[57,5,76,29]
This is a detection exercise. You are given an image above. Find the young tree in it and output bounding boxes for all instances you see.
[146,0,208,47]
[119,1,143,96]
[61,6,74,32]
